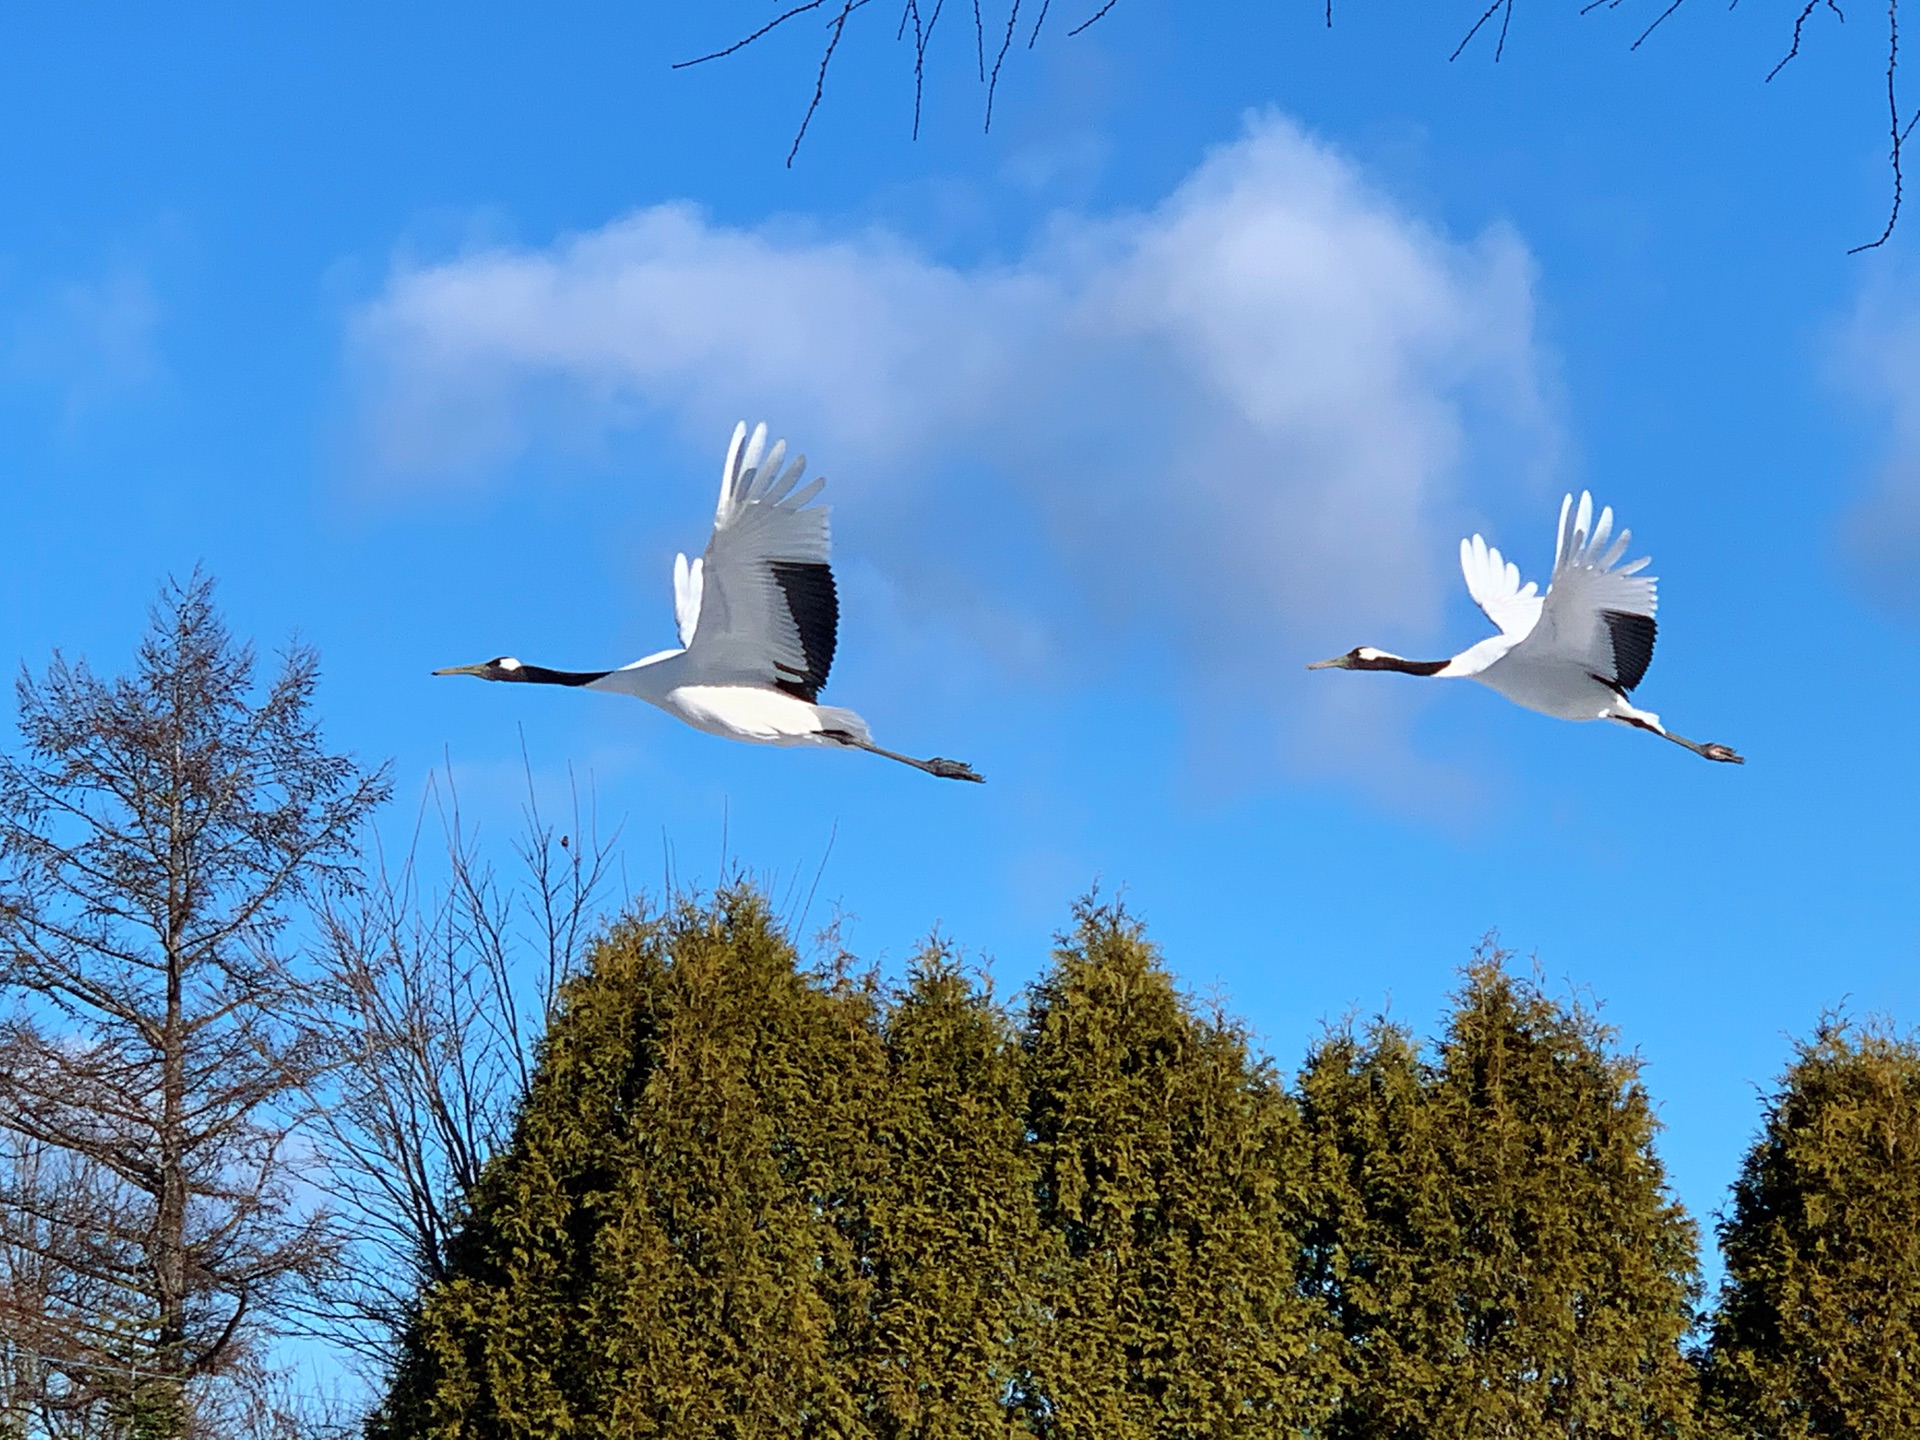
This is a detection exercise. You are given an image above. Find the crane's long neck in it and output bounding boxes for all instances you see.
[516,665,613,686]
[1352,651,1450,676]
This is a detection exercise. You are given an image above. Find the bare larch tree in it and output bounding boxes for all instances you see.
[0,574,388,1438]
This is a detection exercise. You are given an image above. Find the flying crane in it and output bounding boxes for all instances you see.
[1309,492,1742,763]
[435,422,984,782]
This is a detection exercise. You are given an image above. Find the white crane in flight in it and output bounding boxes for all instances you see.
[435,422,983,782]
[1309,492,1742,764]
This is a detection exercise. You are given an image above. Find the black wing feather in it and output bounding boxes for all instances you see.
[1603,609,1656,693]
[769,562,838,702]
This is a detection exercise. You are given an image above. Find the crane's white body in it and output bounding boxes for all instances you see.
[1314,493,1739,762]
[591,660,872,748]
[1460,648,1648,724]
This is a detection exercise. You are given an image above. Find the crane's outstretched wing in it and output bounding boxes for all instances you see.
[1516,492,1658,692]
[683,421,838,700]
[1459,532,1542,639]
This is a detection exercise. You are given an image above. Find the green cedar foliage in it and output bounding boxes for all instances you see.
[374,894,1727,1440]
[370,887,889,1440]
[1704,1017,1920,1439]
[375,890,1329,1440]
[863,947,1039,1439]
[1018,899,1327,1440]
[1300,959,1702,1440]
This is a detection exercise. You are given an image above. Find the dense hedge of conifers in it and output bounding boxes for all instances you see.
[370,889,1920,1440]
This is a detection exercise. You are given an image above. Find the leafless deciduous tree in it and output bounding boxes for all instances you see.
[0,574,389,1439]
[293,762,617,1365]
[682,0,1915,248]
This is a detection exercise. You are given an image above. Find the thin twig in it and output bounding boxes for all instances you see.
[1067,0,1120,37]
[1570,0,1691,43]
[1852,0,1909,251]
[787,0,866,165]
[798,820,838,938]
[902,0,947,140]
[1451,0,1515,61]
[900,0,924,139]
[1628,0,1689,48]
[974,0,987,78]
[1027,0,1054,47]
[672,0,828,68]
[1766,0,1839,80]
[986,0,1023,131]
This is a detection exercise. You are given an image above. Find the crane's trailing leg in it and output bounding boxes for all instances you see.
[824,731,984,782]
[1615,714,1743,764]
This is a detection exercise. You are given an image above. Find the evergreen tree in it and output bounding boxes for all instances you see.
[862,947,1037,1439]
[1297,1019,1455,1435]
[1300,959,1702,1439]
[1017,899,1325,1439]
[372,887,889,1439]
[1704,1017,1920,1439]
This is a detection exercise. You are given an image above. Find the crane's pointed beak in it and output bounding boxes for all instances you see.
[1306,655,1348,670]
[432,662,489,678]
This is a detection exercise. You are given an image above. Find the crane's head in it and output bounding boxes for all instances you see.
[1307,646,1387,671]
[432,656,526,682]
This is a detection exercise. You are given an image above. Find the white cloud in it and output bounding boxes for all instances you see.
[10,267,162,418]
[350,114,1552,798]
[1840,270,1920,620]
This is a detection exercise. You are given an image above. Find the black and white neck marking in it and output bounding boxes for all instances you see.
[1312,646,1450,677]
[435,656,614,687]
[513,664,611,687]
[1357,650,1447,676]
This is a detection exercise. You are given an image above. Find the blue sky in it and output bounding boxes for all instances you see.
[1,0,1916,1288]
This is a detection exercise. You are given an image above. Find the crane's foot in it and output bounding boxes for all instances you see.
[925,757,984,782]
[1700,743,1744,764]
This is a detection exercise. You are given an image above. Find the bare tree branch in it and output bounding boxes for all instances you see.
[1452,0,1517,62]
[1767,1,1846,84]
[671,0,831,68]
[983,0,1026,131]
[292,760,616,1364]
[1065,0,1119,37]
[1852,0,1915,249]
[1444,0,1907,248]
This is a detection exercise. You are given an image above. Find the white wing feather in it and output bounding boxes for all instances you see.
[683,421,833,690]
[672,552,704,648]
[1509,491,1658,684]
[1459,532,1542,639]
